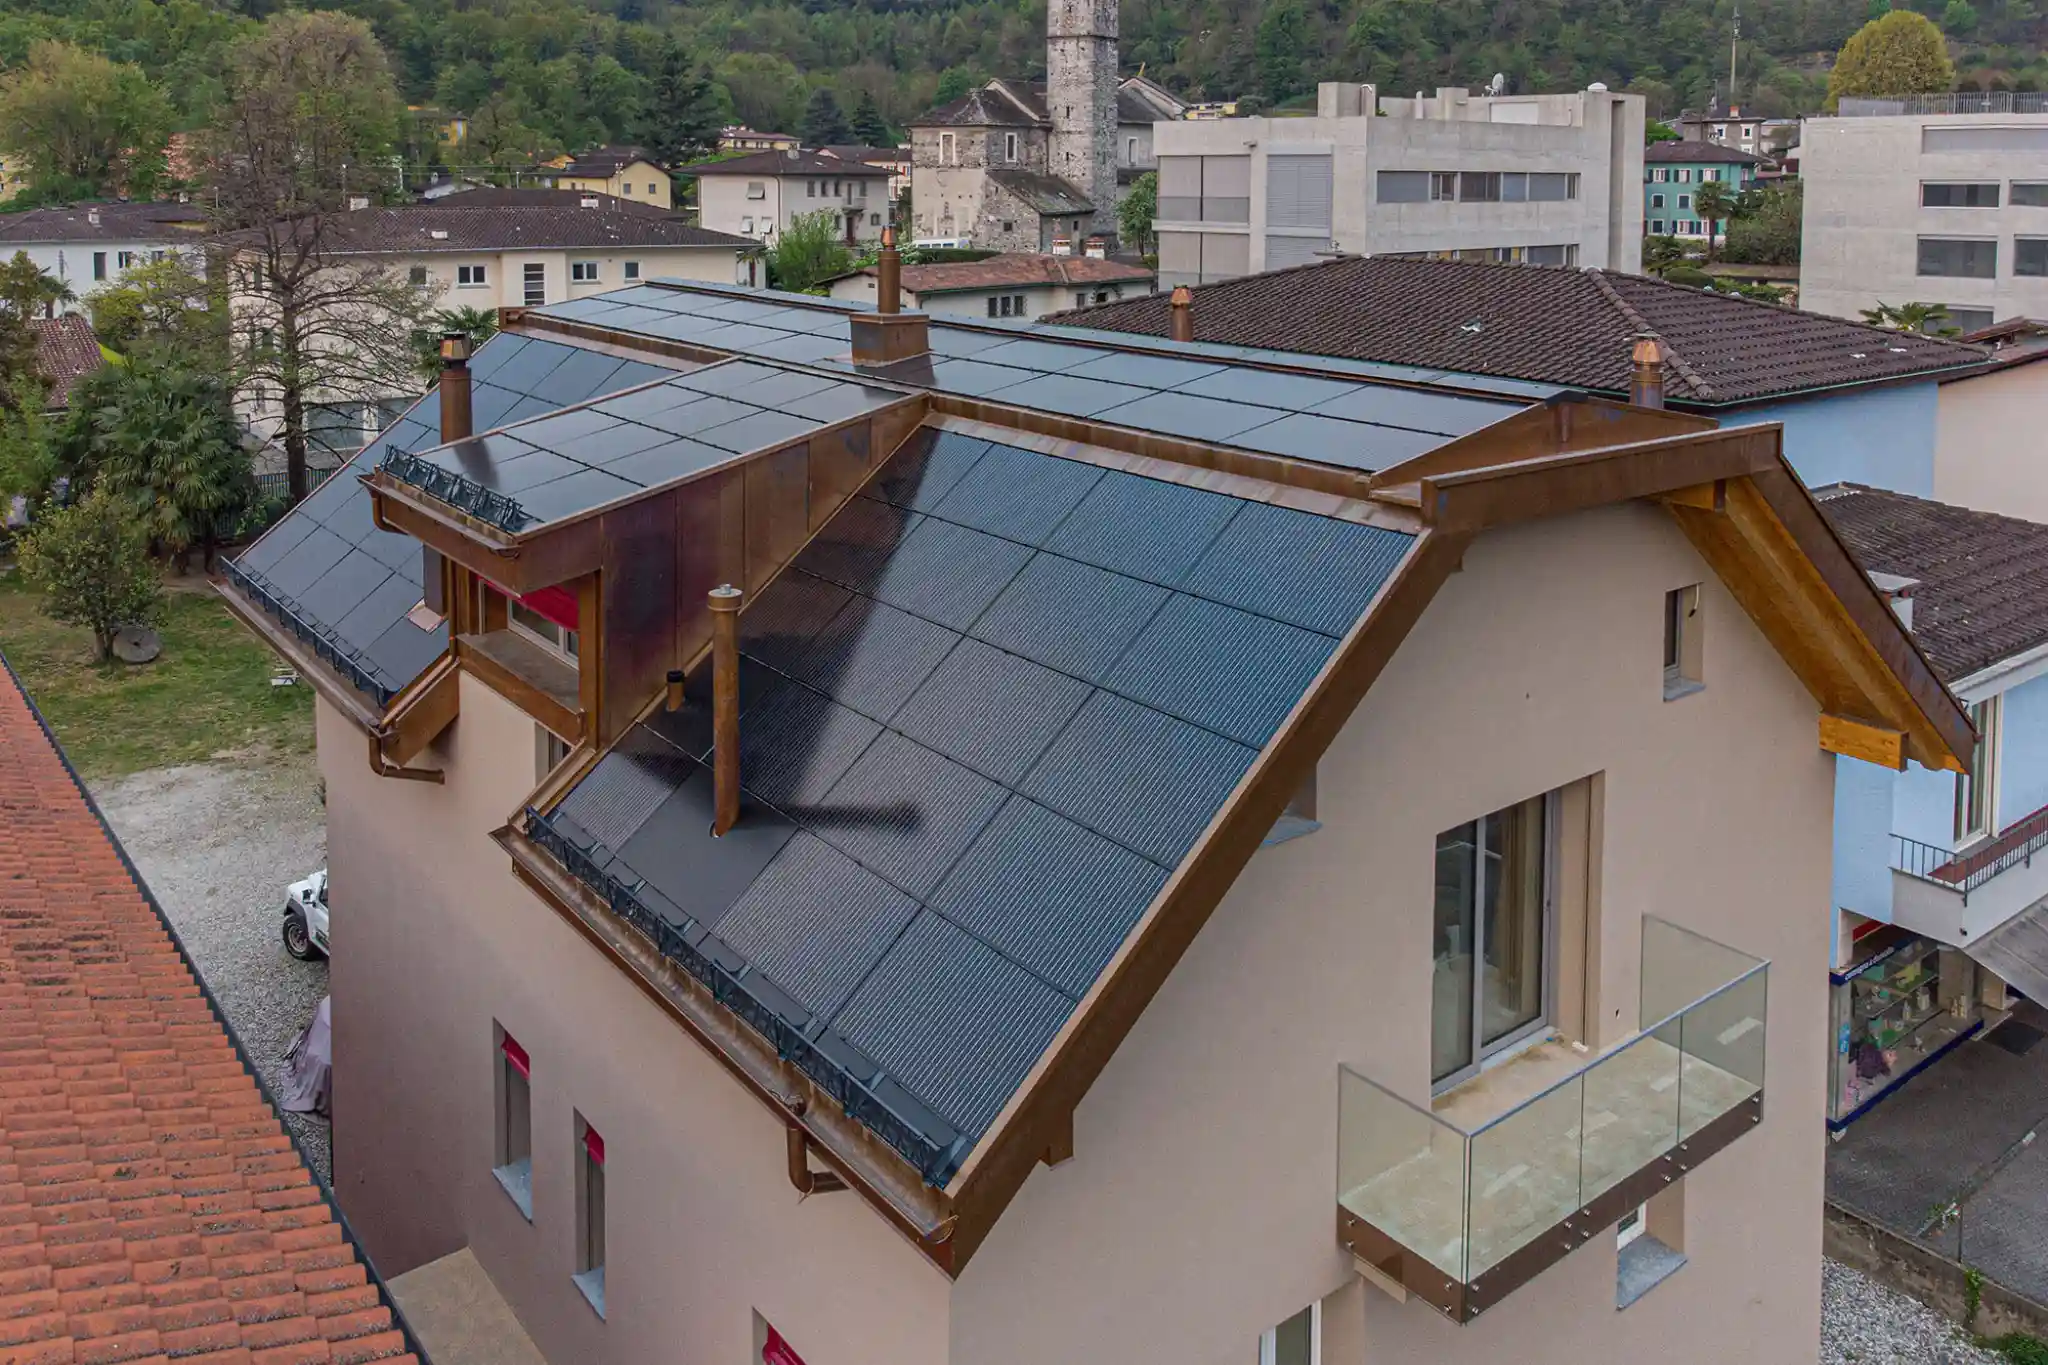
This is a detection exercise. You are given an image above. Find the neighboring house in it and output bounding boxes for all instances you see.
[1933,320,2048,520]
[0,200,208,312]
[1051,254,1986,494]
[1800,95,2048,332]
[720,127,800,154]
[219,270,1965,1365]
[819,144,913,205]
[824,252,1154,318]
[29,314,104,411]
[676,150,894,245]
[418,187,678,218]
[552,145,672,211]
[908,2,1190,252]
[1813,484,2048,1125]
[0,652,427,1365]
[1643,141,1764,239]
[225,201,757,460]
[1150,82,1645,286]
[1675,107,1769,152]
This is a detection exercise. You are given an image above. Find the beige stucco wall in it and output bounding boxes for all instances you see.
[323,497,1830,1365]
[558,161,672,210]
[320,677,952,1365]
[824,273,1154,319]
[1934,364,2048,521]
[948,499,1829,1364]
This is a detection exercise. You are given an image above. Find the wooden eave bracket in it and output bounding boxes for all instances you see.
[1820,714,1907,770]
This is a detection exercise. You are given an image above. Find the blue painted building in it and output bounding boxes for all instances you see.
[1643,139,1764,240]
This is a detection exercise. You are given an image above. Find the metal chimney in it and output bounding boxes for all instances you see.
[1629,333,1667,409]
[708,585,743,836]
[1169,285,1194,343]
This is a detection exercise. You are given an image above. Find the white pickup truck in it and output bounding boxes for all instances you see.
[283,868,329,961]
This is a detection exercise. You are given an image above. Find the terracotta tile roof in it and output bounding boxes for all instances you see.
[1644,139,1767,164]
[1049,255,1988,407]
[0,651,424,1365]
[842,254,1153,294]
[675,150,892,179]
[29,318,103,412]
[1814,483,2048,682]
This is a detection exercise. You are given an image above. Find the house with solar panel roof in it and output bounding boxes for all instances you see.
[219,235,1971,1365]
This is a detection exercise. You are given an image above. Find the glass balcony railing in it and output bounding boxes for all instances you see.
[1336,917,1768,1322]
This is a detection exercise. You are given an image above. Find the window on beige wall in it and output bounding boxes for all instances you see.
[1433,791,1556,1086]
[1663,584,1703,700]
[1258,1303,1319,1365]
[574,1116,606,1318]
[1956,697,2001,843]
[493,1029,533,1219]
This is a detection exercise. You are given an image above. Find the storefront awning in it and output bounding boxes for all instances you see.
[1967,899,2048,1004]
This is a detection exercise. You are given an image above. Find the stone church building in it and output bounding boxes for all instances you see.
[908,0,1185,252]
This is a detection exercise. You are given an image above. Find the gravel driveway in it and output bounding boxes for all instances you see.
[93,757,332,1182]
[1823,1261,2005,1364]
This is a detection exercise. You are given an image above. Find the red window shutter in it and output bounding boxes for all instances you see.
[762,1326,807,1365]
[520,585,580,631]
[501,1035,530,1079]
[584,1125,604,1166]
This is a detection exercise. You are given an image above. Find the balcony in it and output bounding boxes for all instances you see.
[1336,918,1768,1322]
[1891,802,2048,947]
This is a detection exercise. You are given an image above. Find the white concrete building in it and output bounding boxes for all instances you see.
[0,200,208,313]
[679,150,894,247]
[824,251,1154,319]
[1801,97,2048,333]
[1152,83,1645,288]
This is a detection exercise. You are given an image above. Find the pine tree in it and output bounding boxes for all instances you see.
[850,90,890,147]
[645,42,724,166]
[802,88,851,147]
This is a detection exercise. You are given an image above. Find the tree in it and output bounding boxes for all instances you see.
[59,357,257,571]
[1646,120,1681,143]
[934,69,980,106]
[1255,1,1311,104]
[0,252,74,321]
[202,12,430,502]
[767,209,852,292]
[850,91,891,148]
[802,88,851,147]
[1642,234,1690,276]
[1722,181,1803,265]
[413,306,499,383]
[0,42,172,200]
[1941,0,1978,34]
[644,44,725,167]
[85,254,220,359]
[16,485,164,663]
[1826,11,1954,109]
[468,95,545,169]
[1693,181,1737,262]
[1118,170,1158,256]
[1862,301,1960,336]
[0,381,57,514]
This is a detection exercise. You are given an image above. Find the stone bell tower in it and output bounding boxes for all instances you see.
[1046,0,1119,238]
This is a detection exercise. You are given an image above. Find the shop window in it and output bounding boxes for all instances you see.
[494,1029,533,1219]
[574,1116,606,1318]
[1258,1303,1318,1365]
[1432,791,1555,1087]
[1663,584,1702,699]
[1956,697,2001,842]
[1831,933,1983,1125]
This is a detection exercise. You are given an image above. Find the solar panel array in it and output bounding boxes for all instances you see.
[381,360,909,531]
[539,428,1416,1180]
[536,284,1537,471]
[227,333,680,701]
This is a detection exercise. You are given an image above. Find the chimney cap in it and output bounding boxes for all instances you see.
[1631,332,1664,366]
[439,332,472,364]
[1169,284,1192,305]
[708,583,742,611]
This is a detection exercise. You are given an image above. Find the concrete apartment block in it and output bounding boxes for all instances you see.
[1152,82,1645,287]
[1801,108,2048,331]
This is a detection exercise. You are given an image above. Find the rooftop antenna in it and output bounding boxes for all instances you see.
[1486,72,1506,97]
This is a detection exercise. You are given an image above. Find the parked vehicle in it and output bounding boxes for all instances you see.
[283,868,328,960]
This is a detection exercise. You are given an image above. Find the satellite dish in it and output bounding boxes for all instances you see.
[1487,72,1507,96]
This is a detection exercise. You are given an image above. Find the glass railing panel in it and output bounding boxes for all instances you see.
[1337,1066,1469,1282]
[1677,964,1769,1142]
[1465,1077,1583,1279]
[1640,915,1766,1031]
[1578,1017,1683,1208]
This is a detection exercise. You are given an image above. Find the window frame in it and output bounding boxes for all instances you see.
[510,599,579,660]
[2015,237,2048,278]
[1956,696,2002,844]
[623,261,640,280]
[522,261,546,306]
[493,1028,533,1220]
[1921,181,2001,208]
[1663,583,1703,700]
[570,260,600,283]
[1917,236,1998,279]
[573,1116,606,1318]
[457,263,488,287]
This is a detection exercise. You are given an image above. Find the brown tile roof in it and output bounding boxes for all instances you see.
[847,254,1153,294]
[676,150,892,179]
[1644,139,1767,165]
[30,317,103,411]
[1049,256,1988,406]
[249,204,753,254]
[561,145,656,177]
[0,202,206,245]
[1815,483,2048,681]
[818,145,909,166]
[914,78,1175,128]
[0,651,424,1365]
[986,168,1091,215]
[414,188,675,218]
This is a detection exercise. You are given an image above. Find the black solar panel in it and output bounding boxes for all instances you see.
[717,834,920,1019]
[1181,501,1416,637]
[1106,594,1337,746]
[1043,471,1241,588]
[970,554,1169,684]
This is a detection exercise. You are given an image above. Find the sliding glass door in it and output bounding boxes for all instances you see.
[1432,793,1554,1087]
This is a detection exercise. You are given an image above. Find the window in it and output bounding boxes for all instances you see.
[1957,697,2001,842]
[1075,291,1089,307]
[571,261,599,283]
[940,132,956,164]
[1651,193,1666,208]
[987,297,1001,318]
[1258,1303,1318,1365]
[1432,793,1552,1086]
[1650,219,1665,234]
[1922,182,2000,208]
[1676,168,1693,184]
[2014,183,2048,207]
[493,1029,533,1219]
[1430,171,1459,201]
[1678,193,1692,210]
[1663,583,1702,699]
[1094,289,1109,302]
[1651,168,1669,183]
[1459,171,1501,202]
[1712,124,1727,138]
[457,264,487,286]
[408,265,428,286]
[1005,132,1019,161]
[1945,306,1996,333]
[573,1117,605,1318]
[869,213,881,226]
[624,261,640,280]
[1127,136,1137,161]
[1377,170,1429,203]
[747,181,766,200]
[1529,172,1577,201]
[536,725,570,779]
[1525,243,1574,265]
[1918,237,1997,278]
[523,262,546,306]
[647,183,658,195]
[1000,220,1014,233]
[510,599,579,659]
[2017,239,2048,277]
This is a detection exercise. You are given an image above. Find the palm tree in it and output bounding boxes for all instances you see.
[0,251,75,319]
[1693,181,1736,264]
[413,305,500,383]
[1860,301,1960,338]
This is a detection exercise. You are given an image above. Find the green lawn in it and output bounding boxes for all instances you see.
[0,564,313,779]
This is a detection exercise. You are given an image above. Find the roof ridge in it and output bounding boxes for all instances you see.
[1585,268,1718,401]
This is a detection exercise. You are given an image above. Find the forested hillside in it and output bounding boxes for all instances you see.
[0,0,2039,170]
